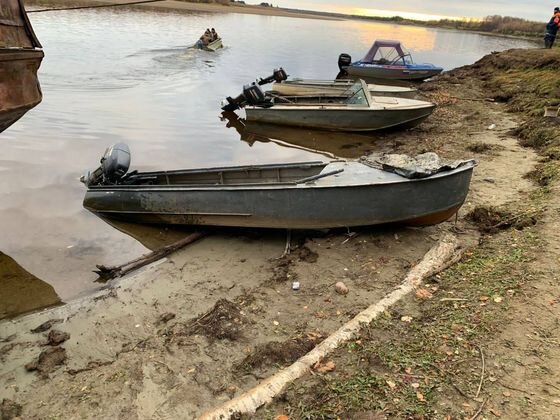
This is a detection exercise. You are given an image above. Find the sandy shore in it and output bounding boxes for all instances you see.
[27,0,342,20]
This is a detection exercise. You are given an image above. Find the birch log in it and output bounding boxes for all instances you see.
[199,233,462,420]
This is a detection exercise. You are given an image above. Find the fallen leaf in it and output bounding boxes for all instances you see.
[386,380,396,390]
[314,361,336,373]
[411,382,420,389]
[479,296,489,302]
[405,367,412,374]
[276,415,289,420]
[273,320,279,326]
[415,288,433,300]
[503,391,511,397]
[401,316,413,323]
[416,391,425,402]
[493,296,503,303]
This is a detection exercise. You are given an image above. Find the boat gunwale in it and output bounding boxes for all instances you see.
[86,162,476,192]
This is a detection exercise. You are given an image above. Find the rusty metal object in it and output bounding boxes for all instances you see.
[0,0,43,134]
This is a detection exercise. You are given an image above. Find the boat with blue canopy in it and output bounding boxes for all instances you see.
[338,40,443,81]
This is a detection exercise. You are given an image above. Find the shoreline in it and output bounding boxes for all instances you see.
[27,0,343,21]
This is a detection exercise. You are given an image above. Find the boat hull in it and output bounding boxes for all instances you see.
[204,38,223,51]
[344,64,442,81]
[83,165,473,230]
[245,105,435,131]
[271,81,417,99]
[0,49,43,133]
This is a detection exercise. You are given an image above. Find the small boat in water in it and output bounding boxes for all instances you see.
[338,40,443,81]
[270,79,418,99]
[81,144,475,230]
[222,79,435,132]
[0,0,44,133]
[203,37,223,51]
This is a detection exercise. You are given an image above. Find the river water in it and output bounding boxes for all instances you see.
[0,7,537,311]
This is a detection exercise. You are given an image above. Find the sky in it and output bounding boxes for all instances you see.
[277,0,556,22]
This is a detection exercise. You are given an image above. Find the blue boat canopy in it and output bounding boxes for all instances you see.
[361,40,412,64]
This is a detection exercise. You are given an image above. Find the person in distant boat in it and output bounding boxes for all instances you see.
[211,28,219,41]
[544,7,560,48]
[196,29,212,48]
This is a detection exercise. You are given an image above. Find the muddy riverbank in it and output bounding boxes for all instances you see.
[3,48,558,418]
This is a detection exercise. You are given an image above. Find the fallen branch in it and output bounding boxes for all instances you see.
[198,234,462,420]
[469,397,488,420]
[475,345,485,398]
[94,232,206,281]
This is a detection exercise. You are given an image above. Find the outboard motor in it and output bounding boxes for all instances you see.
[221,83,266,112]
[81,143,131,186]
[257,67,288,86]
[338,53,352,72]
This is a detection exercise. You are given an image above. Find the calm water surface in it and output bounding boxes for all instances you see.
[0,8,537,304]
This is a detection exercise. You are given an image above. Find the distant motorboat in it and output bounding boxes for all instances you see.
[194,37,223,51]
[338,40,443,81]
[81,144,475,230]
[0,0,44,134]
[222,79,435,132]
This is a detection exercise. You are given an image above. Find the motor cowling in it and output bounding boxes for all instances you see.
[338,53,352,71]
[257,67,288,85]
[81,143,131,186]
[243,83,265,105]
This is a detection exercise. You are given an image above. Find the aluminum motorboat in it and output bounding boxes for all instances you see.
[81,144,475,230]
[338,40,443,81]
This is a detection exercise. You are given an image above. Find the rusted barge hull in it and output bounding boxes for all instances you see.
[0,0,44,134]
[0,49,43,132]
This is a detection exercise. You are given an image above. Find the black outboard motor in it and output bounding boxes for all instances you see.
[221,83,266,112]
[338,53,352,72]
[81,143,131,186]
[257,67,288,86]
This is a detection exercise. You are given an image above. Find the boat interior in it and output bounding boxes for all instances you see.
[266,81,371,107]
[95,161,329,187]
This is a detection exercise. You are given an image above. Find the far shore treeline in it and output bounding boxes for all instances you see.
[425,15,544,38]
[336,14,545,38]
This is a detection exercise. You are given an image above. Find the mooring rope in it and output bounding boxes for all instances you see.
[28,0,167,13]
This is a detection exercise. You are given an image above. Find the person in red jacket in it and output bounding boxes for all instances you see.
[545,7,560,48]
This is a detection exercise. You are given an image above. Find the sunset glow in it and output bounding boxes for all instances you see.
[351,7,459,21]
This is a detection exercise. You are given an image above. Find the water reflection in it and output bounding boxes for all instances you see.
[221,111,396,159]
[0,251,61,320]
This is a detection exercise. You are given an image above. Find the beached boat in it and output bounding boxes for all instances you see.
[81,144,475,229]
[270,79,417,99]
[225,79,435,131]
[0,0,44,133]
[338,40,443,81]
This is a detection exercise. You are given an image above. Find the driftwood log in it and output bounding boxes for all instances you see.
[94,232,206,281]
[198,234,462,420]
